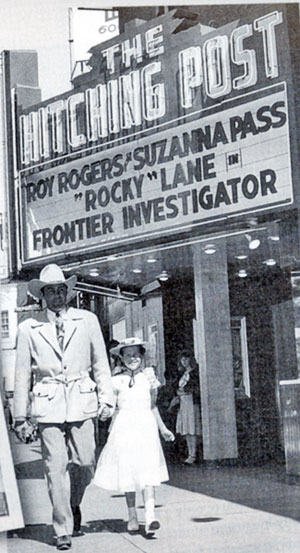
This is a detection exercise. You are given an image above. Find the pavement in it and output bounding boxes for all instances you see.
[6,431,300,553]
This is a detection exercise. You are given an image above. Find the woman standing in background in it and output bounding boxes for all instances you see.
[173,350,201,465]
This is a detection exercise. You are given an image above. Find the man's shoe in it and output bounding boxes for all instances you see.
[56,535,72,550]
[145,519,160,536]
[72,506,84,536]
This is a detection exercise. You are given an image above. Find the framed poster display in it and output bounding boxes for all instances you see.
[231,316,250,398]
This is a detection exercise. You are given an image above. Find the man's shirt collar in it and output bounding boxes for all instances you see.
[47,308,68,323]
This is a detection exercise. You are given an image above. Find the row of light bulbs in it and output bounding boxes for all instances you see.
[88,256,170,282]
[237,232,279,277]
[203,232,280,278]
[204,233,279,255]
[128,256,169,281]
[203,234,262,256]
[237,257,277,278]
[88,230,280,282]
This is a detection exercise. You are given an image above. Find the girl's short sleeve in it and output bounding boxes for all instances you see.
[143,367,161,390]
[112,375,121,393]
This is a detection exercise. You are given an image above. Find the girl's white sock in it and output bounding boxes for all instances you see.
[144,497,155,521]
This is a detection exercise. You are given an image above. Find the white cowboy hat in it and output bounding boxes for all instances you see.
[110,337,148,357]
[28,264,77,300]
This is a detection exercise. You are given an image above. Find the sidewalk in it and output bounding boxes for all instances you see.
[7,433,300,553]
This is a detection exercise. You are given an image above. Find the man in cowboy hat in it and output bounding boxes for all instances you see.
[13,264,115,551]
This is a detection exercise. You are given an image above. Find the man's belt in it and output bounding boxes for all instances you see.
[36,372,90,399]
[35,372,91,390]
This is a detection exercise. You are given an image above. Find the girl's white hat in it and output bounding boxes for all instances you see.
[110,337,148,357]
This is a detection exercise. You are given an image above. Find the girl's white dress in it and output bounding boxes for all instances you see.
[93,368,169,492]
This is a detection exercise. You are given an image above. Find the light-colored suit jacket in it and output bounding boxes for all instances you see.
[14,307,115,423]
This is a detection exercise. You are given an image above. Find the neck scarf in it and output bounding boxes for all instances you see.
[122,367,143,387]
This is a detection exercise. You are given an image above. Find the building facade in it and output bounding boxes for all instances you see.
[6,4,300,466]
[0,50,42,399]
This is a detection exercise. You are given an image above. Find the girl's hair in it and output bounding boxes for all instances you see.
[177,349,198,371]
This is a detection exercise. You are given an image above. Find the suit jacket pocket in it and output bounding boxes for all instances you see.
[31,382,53,418]
[79,377,98,415]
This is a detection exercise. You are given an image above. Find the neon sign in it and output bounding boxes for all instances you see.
[19,11,283,168]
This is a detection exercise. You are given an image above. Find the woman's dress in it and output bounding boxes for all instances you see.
[176,369,201,436]
[93,368,169,492]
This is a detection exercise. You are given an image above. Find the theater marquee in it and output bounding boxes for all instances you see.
[17,7,297,264]
[19,83,292,263]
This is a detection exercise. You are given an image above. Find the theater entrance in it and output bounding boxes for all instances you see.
[67,220,298,465]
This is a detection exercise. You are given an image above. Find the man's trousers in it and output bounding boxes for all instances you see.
[39,419,95,537]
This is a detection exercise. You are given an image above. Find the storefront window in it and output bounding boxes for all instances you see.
[1,310,9,339]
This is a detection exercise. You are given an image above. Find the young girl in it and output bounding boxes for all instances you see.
[93,337,174,536]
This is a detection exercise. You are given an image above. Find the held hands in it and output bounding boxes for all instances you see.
[98,404,114,421]
[161,427,175,442]
[14,420,35,443]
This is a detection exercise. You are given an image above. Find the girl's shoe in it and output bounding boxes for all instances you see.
[127,510,139,533]
[184,455,196,465]
[144,494,160,535]
[145,518,160,535]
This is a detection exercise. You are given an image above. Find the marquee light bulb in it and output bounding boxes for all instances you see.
[263,258,276,266]
[158,270,169,282]
[89,268,99,276]
[245,233,260,250]
[236,254,248,260]
[204,244,216,254]
[147,257,157,263]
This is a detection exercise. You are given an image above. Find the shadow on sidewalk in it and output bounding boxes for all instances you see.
[83,519,158,540]
[167,461,300,522]
[83,519,126,533]
[8,524,54,546]
[14,459,44,479]
[8,519,131,547]
[9,518,163,547]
